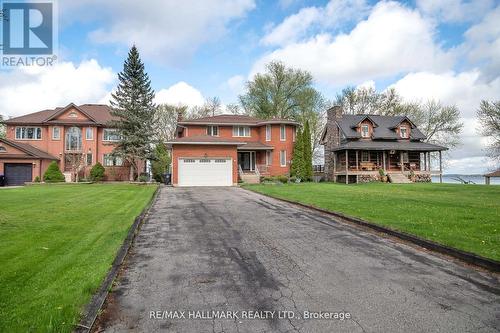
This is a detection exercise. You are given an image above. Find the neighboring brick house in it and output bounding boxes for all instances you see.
[166,114,298,186]
[0,103,143,185]
[321,106,447,184]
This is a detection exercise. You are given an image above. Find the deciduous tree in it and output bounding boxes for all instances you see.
[477,100,500,163]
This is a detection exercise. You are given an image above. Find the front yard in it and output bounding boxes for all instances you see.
[244,183,500,261]
[0,184,157,333]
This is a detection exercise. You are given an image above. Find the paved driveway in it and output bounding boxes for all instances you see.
[97,187,499,333]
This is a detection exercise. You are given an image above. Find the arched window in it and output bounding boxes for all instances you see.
[65,127,82,151]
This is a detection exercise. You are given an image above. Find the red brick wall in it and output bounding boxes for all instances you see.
[171,144,238,186]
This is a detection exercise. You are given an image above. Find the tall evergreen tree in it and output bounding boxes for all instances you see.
[291,128,304,178]
[110,46,156,180]
[302,121,313,180]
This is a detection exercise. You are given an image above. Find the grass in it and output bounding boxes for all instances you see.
[0,184,157,333]
[244,182,500,261]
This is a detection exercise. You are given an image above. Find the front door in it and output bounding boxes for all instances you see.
[238,152,255,171]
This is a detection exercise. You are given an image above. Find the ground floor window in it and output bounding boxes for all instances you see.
[361,151,369,162]
[402,151,409,163]
[103,154,124,166]
[266,151,272,165]
[86,153,92,166]
[280,150,286,167]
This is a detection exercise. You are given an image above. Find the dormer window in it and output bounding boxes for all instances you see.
[400,126,408,139]
[361,124,370,138]
[207,125,219,136]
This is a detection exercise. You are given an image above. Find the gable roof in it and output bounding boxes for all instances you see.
[337,114,426,140]
[484,170,500,177]
[2,104,117,126]
[178,114,298,126]
[0,138,59,160]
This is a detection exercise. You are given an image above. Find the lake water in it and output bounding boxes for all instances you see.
[431,174,500,185]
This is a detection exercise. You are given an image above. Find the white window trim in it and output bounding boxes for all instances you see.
[52,126,60,140]
[280,150,286,167]
[400,126,409,139]
[206,125,219,136]
[266,124,271,141]
[86,127,93,140]
[86,153,93,166]
[232,126,251,137]
[280,125,286,141]
[103,128,121,142]
[103,153,124,166]
[266,151,272,166]
[361,124,369,138]
[292,126,296,142]
[15,126,42,140]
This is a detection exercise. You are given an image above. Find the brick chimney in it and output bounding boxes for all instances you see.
[324,105,342,180]
[177,111,183,122]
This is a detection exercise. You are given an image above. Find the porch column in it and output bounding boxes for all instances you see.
[428,152,431,172]
[345,150,348,184]
[424,152,427,171]
[400,151,404,172]
[382,151,386,172]
[439,150,442,183]
[355,150,359,170]
[333,152,337,183]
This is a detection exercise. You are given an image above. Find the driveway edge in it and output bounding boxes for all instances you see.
[74,185,161,333]
[242,187,500,273]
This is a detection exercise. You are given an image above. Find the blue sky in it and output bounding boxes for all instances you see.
[1,0,499,173]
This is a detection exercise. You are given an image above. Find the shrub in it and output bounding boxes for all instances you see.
[378,168,385,176]
[138,174,148,182]
[43,161,65,183]
[34,176,41,183]
[289,176,297,183]
[90,162,105,181]
[277,175,288,183]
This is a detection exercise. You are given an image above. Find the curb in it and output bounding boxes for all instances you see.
[242,187,500,273]
[74,185,161,333]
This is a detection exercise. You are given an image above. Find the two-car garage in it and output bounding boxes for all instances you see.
[178,158,233,186]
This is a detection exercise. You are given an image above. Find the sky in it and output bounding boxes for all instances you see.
[1,0,499,174]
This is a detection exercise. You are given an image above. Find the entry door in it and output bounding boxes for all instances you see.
[178,158,232,186]
[5,163,32,186]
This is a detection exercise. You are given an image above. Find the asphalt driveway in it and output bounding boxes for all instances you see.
[97,187,500,333]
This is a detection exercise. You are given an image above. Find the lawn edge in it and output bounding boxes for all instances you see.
[74,185,160,333]
[242,186,500,273]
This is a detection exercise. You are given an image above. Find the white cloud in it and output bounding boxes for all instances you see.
[155,82,205,107]
[253,1,452,85]
[61,0,255,65]
[226,75,246,95]
[0,60,114,118]
[416,0,494,23]
[261,0,369,47]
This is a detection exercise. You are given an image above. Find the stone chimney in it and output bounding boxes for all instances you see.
[324,105,342,180]
[177,111,183,122]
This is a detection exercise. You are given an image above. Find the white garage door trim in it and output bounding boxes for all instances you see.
[178,157,233,187]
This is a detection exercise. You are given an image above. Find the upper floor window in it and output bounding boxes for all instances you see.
[103,128,121,142]
[400,126,408,139]
[292,126,297,142]
[0,146,6,153]
[65,127,82,151]
[361,124,370,138]
[280,125,286,141]
[266,124,271,141]
[206,125,219,136]
[233,126,250,137]
[103,153,123,166]
[52,127,60,140]
[16,127,42,140]
[86,127,93,140]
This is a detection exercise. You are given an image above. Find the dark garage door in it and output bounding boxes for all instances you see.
[5,163,32,186]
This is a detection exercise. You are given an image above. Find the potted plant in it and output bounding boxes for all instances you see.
[379,168,387,182]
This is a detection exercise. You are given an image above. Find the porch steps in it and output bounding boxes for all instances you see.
[240,173,260,184]
[388,173,412,184]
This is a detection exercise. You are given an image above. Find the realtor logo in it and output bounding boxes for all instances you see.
[2,1,52,54]
[1,0,57,67]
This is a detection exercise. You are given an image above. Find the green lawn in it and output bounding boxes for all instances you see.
[244,182,500,261]
[0,184,157,333]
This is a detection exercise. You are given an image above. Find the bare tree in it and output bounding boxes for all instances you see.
[66,153,85,182]
[154,104,188,142]
[477,100,500,164]
[0,114,5,138]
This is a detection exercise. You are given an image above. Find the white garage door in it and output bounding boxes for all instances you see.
[178,158,233,186]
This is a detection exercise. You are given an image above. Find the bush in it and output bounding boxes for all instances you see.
[138,173,148,182]
[43,161,65,183]
[90,162,105,181]
[277,175,288,183]
[34,176,41,183]
[289,176,297,183]
[378,168,385,177]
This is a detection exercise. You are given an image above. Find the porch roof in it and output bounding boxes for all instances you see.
[0,138,59,160]
[330,140,448,152]
[237,142,274,150]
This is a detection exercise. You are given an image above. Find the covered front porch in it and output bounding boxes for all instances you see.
[237,142,273,182]
[332,149,444,184]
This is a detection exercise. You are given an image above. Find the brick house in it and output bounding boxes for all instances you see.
[166,114,298,186]
[0,103,143,185]
[321,106,447,184]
